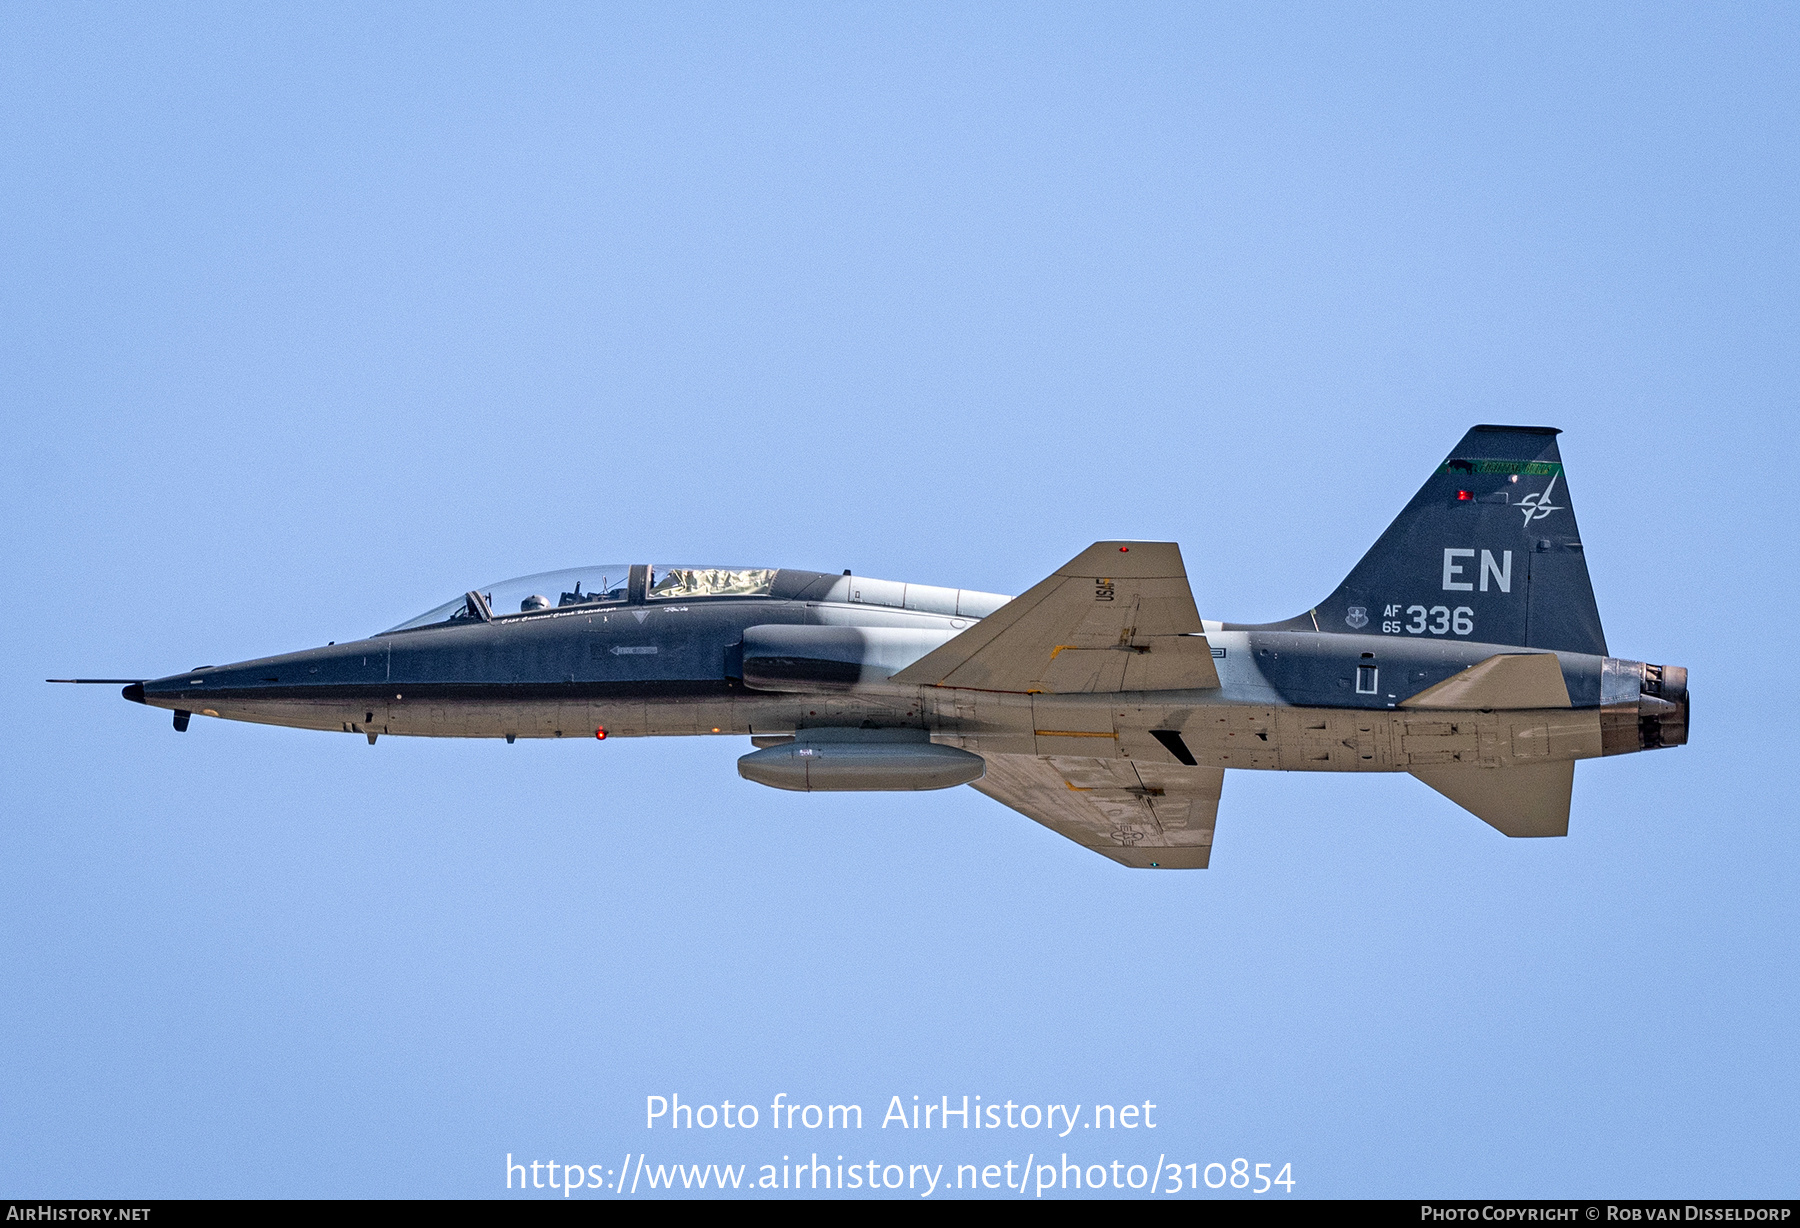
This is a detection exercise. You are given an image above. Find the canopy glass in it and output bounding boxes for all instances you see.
[382,564,779,633]
[648,566,777,600]
[383,565,633,633]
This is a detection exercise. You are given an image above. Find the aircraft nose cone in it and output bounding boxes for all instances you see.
[122,683,145,705]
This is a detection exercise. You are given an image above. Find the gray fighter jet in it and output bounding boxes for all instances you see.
[56,426,1687,868]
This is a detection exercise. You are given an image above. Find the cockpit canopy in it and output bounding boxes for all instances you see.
[382,565,779,633]
[647,566,777,599]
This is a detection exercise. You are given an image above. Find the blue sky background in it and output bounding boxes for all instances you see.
[4,3,1795,1198]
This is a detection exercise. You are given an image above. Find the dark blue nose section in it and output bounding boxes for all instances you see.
[122,683,145,704]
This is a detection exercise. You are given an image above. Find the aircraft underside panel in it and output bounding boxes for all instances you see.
[1021,697,1606,772]
[168,684,1608,781]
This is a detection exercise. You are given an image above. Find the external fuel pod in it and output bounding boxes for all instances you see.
[737,729,985,792]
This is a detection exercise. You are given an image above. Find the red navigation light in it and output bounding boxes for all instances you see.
[1119,546,1129,552]
[595,728,607,740]
[1456,490,1473,501]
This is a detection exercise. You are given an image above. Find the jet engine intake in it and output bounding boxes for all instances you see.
[739,625,958,692]
[737,728,985,792]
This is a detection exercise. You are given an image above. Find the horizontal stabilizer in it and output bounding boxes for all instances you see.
[890,542,1218,694]
[1401,652,1570,710]
[1411,760,1574,838]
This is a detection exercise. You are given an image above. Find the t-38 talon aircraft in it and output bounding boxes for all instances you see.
[55,425,1687,868]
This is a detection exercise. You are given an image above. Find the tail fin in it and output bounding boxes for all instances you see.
[1250,425,1607,656]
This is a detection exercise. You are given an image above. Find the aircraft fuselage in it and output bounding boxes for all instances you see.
[128,566,1684,773]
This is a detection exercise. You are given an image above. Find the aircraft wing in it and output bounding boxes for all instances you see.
[972,753,1224,868]
[890,542,1220,694]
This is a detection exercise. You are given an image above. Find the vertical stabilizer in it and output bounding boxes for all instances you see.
[1256,426,1607,656]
